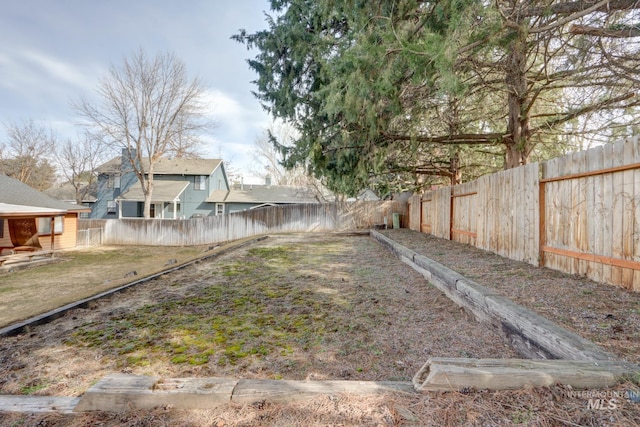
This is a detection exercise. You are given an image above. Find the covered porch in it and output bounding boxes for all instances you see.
[115,180,188,219]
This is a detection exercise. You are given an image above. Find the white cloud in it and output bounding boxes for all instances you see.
[203,87,270,147]
[21,49,96,89]
[0,48,98,95]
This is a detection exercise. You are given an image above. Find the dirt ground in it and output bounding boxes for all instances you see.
[1,231,640,426]
[381,229,640,365]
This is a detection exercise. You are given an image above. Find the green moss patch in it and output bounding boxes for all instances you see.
[66,242,362,369]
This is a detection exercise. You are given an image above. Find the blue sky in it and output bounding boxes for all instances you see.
[0,0,273,183]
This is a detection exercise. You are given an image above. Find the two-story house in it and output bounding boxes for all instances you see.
[91,152,321,219]
[91,151,228,219]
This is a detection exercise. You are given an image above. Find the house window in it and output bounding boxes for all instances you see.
[216,203,225,215]
[218,179,222,190]
[107,200,117,214]
[0,218,3,238]
[196,175,206,190]
[107,174,120,189]
[38,216,64,236]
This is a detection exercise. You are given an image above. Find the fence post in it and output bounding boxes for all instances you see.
[449,188,454,241]
[539,181,546,267]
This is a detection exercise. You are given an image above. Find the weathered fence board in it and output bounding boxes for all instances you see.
[451,181,477,246]
[540,137,640,290]
[408,194,421,232]
[79,201,407,246]
[417,136,640,290]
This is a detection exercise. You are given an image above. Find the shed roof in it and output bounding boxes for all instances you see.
[0,203,67,218]
[0,174,89,213]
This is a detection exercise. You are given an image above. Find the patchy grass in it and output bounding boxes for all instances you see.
[1,233,640,425]
[0,233,517,400]
[64,242,375,373]
[0,244,230,328]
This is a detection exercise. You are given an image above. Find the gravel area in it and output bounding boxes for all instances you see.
[381,229,640,364]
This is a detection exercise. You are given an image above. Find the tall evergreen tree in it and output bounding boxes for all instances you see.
[236,0,640,195]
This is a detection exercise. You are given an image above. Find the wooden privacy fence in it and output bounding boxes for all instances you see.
[79,201,407,246]
[410,136,640,290]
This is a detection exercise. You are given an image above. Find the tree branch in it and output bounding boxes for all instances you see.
[570,24,640,37]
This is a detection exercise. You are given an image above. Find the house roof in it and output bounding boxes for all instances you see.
[116,180,189,203]
[44,182,97,203]
[97,156,222,176]
[219,185,319,204]
[0,202,67,218]
[0,174,90,214]
[206,189,228,203]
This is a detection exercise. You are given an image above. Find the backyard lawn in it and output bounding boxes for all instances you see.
[0,241,248,328]
[0,232,639,426]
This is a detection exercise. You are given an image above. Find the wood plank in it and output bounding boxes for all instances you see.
[589,145,605,283]
[622,139,635,288]
[0,396,80,414]
[560,153,572,275]
[232,380,414,404]
[511,167,521,261]
[571,151,585,275]
[544,157,559,272]
[577,149,590,277]
[528,163,540,266]
[74,374,238,412]
[611,141,625,285]
[540,161,640,182]
[602,143,615,285]
[634,136,640,290]
[542,246,640,270]
[476,175,488,251]
[413,358,639,392]
[485,294,613,361]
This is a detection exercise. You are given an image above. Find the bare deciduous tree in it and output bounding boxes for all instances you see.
[251,122,333,201]
[55,132,107,205]
[74,49,211,218]
[0,119,57,190]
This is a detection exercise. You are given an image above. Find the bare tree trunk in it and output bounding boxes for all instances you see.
[449,152,462,186]
[143,174,153,219]
[505,22,530,169]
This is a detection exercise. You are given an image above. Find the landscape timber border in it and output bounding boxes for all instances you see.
[370,230,617,361]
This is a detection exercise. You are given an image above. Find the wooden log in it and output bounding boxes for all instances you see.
[413,357,640,392]
[0,396,80,414]
[484,295,613,361]
[73,374,414,412]
[372,232,617,361]
[231,380,414,404]
[74,374,238,412]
